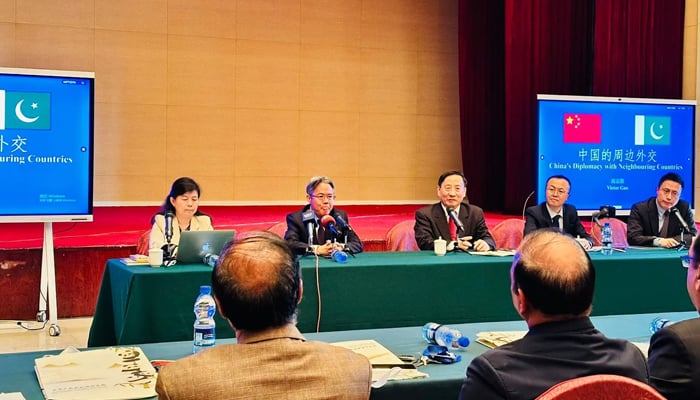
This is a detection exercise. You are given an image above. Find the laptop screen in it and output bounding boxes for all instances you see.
[176,230,236,265]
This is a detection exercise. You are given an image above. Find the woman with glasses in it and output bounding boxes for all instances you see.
[284,176,363,257]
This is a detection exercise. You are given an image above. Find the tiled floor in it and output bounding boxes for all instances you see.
[0,317,91,354]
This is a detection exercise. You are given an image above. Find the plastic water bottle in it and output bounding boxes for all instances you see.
[193,285,216,353]
[601,222,613,255]
[649,317,674,334]
[331,249,348,263]
[203,253,218,267]
[421,322,470,349]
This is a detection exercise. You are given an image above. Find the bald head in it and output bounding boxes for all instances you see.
[512,229,595,316]
[212,231,301,332]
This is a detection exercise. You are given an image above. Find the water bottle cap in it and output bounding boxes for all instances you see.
[333,250,348,263]
[457,336,470,348]
[200,285,212,294]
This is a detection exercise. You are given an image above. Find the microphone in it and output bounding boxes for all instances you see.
[447,208,464,232]
[321,215,340,236]
[671,207,691,233]
[164,211,175,243]
[591,207,609,219]
[332,212,352,232]
[302,209,315,246]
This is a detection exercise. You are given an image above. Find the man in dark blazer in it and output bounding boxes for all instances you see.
[458,230,649,400]
[648,235,700,400]
[414,170,495,252]
[284,176,363,256]
[524,175,592,249]
[627,172,696,248]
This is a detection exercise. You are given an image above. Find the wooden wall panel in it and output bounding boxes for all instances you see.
[0,0,462,204]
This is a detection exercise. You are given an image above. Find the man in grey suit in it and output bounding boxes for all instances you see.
[414,170,495,252]
[648,235,700,400]
[156,231,372,400]
[458,229,648,400]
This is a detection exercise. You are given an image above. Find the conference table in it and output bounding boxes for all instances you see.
[5,312,697,400]
[88,249,694,347]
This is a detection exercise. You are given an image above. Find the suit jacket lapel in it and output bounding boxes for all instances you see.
[648,198,660,234]
[433,204,452,240]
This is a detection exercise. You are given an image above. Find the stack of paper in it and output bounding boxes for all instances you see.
[475,331,527,348]
[332,339,428,385]
[34,347,157,400]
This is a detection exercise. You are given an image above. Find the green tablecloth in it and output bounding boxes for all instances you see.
[88,249,693,347]
[8,312,699,400]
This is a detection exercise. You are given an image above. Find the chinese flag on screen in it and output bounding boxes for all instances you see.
[563,114,602,143]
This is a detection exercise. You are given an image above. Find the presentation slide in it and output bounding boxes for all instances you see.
[0,68,94,221]
[537,95,695,215]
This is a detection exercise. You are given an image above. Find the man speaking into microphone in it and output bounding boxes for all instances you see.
[414,170,495,252]
[284,176,363,257]
[628,172,696,248]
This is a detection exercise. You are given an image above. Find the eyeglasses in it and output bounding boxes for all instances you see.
[310,194,335,201]
[547,187,568,195]
[680,255,696,268]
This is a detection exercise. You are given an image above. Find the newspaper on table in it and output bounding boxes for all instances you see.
[34,346,156,400]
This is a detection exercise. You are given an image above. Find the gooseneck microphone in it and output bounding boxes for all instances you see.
[447,207,465,232]
[302,209,315,247]
[332,212,352,232]
[165,211,175,243]
[321,215,340,236]
[671,207,691,233]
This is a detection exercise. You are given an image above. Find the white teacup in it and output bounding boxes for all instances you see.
[148,248,163,267]
[434,238,447,256]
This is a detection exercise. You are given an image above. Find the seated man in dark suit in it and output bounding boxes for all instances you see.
[458,229,649,400]
[156,231,372,400]
[627,172,696,248]
[647,235,700,400]
[284,176,363,257]
[414,170,495,252]
[524,175,592,250]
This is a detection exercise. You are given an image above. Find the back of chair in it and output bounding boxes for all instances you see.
[267,221,287,238]
[589,217,628,248]
[491,218,525,250]
[385,220,419,251]
[536,374,666,400]
[136,229,150,255]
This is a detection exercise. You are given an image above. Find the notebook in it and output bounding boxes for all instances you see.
[176,230,236,265]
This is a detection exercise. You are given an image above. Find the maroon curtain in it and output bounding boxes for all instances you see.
[592,0,685,98]
[458,0,685,214]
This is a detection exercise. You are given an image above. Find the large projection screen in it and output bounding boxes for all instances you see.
[536,94,695,216]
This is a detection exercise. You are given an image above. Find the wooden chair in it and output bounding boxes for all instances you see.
[589,217,628,248]
[385,220,419,251]
[491,218,525,250]
[536,374,666,400]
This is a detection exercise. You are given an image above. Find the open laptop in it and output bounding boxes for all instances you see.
[176,230,236,265]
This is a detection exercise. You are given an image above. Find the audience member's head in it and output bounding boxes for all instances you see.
[511,229,595,325]
[212,231,302,332]
[684,236,700,313]
[656,172,683,210]
[305,176,335,218]
[436,170,468,209]
[544,175,571,211]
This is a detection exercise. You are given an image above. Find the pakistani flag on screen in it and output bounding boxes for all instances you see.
[634,115,670,145]
[0,90,51,130]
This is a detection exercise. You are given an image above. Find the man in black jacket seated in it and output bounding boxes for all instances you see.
[648,235,700,400]
[627,172,696,248]
[284,176,363,257]
[524,174,592,249]
[458,229,649,400]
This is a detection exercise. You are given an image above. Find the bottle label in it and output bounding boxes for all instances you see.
[194,326,216,346]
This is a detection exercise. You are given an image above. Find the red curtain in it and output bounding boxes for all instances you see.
[458,0,685,214]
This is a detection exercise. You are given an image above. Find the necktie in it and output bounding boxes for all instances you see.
[317,224,327,244]
[551,215,561,230]
[659,211,670,237]
[449,217,458,241]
